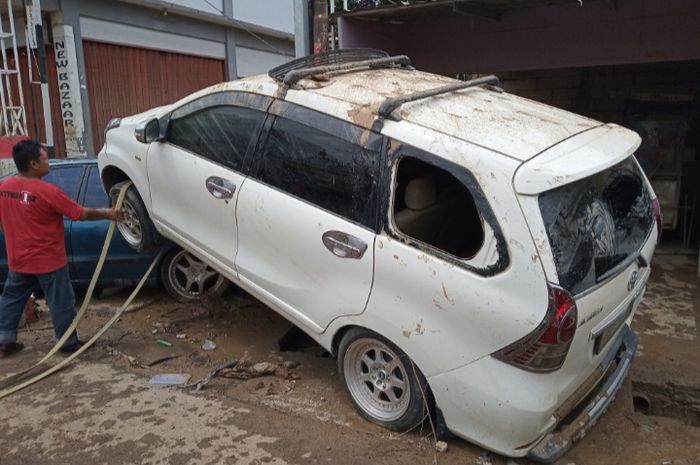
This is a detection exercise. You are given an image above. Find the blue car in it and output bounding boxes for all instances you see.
[0,159,227,301]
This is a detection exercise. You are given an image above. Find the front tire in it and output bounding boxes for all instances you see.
[109,181,162,253]
[338,328,433,431]
[161,247,229,302]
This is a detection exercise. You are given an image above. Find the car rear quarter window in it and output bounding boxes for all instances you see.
[392,156,484,259]
[167,105,266,172]
[43,166,83,201]
[255,116,379,229]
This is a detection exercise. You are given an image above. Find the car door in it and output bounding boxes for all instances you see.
[235,102,381,333]
[146,92,271,277]
[70,165,158,287]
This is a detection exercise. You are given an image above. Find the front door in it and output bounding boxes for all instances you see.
[147,92,270,275]
[235,107,381,333]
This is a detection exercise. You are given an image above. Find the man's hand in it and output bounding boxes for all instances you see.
[105,208,125,223]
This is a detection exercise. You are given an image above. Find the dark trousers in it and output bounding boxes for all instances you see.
[0,265,78,348]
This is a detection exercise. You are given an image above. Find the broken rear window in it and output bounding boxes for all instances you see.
[539,156,653,295]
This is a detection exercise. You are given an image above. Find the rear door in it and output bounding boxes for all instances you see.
[517,134,657,380]
[147,92,270,277]
[235,102,380,333]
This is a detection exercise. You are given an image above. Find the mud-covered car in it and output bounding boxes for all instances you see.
[98,50,660,461]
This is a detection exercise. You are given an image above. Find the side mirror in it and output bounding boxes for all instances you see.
[135,118,166,144]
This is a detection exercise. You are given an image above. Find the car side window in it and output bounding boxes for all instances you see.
[255,116,379,229]
[384,142,510,275]
[392,156,484,259]
[43,166,83,201]
[83,166,109,209]
[167,105,266,172]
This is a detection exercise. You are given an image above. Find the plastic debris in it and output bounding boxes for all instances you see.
[176,333,187,339]
[202,339,217,351]
[149,373,191,385]
[435,441,448,453]
[155,339,173,347]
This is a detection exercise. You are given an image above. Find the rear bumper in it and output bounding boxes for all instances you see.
[527,325,638,463]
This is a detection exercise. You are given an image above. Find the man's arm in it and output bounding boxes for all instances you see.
[80,208,123,222]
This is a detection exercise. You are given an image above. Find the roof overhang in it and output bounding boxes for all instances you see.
[332,0,607,23]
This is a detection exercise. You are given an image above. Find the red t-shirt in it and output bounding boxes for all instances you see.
[0,176,84,274]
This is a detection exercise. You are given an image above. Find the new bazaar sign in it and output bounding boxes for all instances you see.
[53,24,87,157]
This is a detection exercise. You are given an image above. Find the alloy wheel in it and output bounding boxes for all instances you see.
[343,337,411,422]
[166,249,225,299]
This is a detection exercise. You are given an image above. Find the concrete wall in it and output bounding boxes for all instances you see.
[339,0,700,75]
[233,0,295,36]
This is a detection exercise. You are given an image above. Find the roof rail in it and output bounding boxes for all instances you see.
[269,49,412,97]
[374,75,502,130]
[269,48,391,82]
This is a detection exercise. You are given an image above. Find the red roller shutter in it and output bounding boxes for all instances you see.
[83,40,226,153]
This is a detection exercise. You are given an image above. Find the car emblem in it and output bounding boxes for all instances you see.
[627,270,639,291]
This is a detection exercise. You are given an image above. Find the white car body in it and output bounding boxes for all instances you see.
[99,56,658,461]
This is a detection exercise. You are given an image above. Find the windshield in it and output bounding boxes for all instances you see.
[539,156,653,295]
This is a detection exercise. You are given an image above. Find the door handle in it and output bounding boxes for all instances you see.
[205,176,236,200]
[322,231,368,259]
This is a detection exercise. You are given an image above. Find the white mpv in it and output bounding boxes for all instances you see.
[98,50,660,462]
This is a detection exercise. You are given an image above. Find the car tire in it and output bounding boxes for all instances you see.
[338,328,433,431]
[160,247,229,302]
[109,181,162,253]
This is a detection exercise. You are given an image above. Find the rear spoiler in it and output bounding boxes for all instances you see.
[513,124,642,195]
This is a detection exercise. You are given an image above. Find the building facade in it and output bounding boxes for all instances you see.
[5,0,295,157]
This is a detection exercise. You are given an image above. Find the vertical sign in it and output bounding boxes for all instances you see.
[52,24,86,157]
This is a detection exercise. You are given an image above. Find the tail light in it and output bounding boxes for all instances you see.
[492,284,577,372]
[651,198,662,240]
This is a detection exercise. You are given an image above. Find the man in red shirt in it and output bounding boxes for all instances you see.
[0,140,122,358]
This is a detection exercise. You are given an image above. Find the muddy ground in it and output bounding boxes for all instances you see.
[1,254,699,465]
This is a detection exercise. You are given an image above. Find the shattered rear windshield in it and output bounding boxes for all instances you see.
[539,156,653,295]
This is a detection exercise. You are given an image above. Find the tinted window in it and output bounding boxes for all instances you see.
[43,166,83,200]
[168,105,266,171]
[256,117,378,228]
[83,166,108,208]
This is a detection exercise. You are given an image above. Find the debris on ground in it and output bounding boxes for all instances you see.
[218,359,301,381]
[105,345,146,369]
[202,339,217,351]
[176,333,187,339]
[473,451,494,465]
[146,355,180,367]
[155,339,173,347]
[149,373,191,385]
[435,441,448,453]
[183,359,240,391]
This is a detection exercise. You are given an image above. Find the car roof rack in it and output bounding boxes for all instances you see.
[372,75,502,131]
[269,48,412,96]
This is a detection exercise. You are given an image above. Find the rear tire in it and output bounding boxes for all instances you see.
[109,181,162,253]
[338,328,433,431]
[160,247,229,302]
